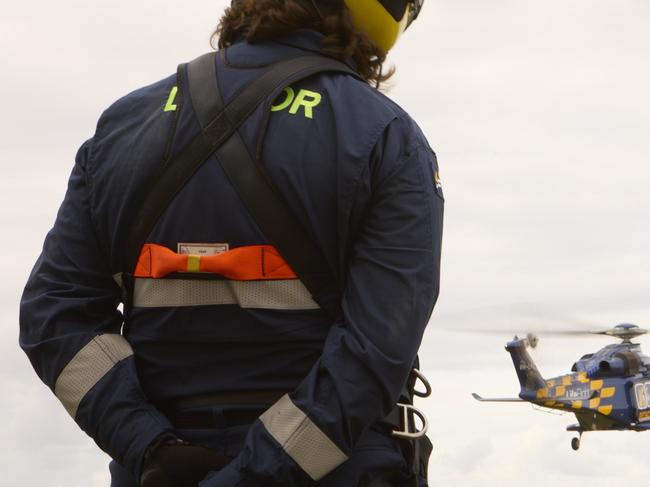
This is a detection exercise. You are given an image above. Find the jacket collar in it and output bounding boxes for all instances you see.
[223,29,357,72]
[271,29,326,55]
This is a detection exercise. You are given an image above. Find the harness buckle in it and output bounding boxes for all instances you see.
[391,403,429,439]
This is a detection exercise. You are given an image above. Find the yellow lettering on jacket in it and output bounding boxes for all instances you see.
[271,87,322,119]
[164,86,179,112]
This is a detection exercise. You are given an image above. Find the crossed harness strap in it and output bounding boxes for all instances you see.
[121,51,356,321]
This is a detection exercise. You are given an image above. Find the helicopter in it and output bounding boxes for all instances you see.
[472,323,650,450]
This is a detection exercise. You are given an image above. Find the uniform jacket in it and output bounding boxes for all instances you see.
[20,31,443,486]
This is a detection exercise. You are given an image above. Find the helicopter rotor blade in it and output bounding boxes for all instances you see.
[435,301,650,337]
[445,326,650,338]
[447,328,602,337]
[435,302,597,329]
[527,330,604,337]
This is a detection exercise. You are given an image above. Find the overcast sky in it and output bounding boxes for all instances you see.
[2,1,650,486]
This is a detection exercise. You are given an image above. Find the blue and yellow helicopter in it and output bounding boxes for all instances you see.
[473,323,650,450]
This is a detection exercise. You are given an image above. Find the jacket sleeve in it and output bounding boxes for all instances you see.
[200,118,444,486]
[19,140,173,478]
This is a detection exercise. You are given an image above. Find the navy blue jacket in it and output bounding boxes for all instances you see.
[20,31,443,486]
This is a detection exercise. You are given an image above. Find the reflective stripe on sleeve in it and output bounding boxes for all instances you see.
[54,334,134,418]
[133,278,320,310]
[259,394,348,481]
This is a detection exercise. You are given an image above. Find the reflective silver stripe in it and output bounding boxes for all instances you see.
[54,334,133,418]
[133,278,320,310]
[260,394,348,481]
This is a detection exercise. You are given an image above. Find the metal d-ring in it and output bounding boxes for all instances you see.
[391,403,429,439]
[412,368,432,398]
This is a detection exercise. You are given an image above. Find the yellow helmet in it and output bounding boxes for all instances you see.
[343,0,424,52]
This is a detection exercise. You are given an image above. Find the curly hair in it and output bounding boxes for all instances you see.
[212,0,394,88]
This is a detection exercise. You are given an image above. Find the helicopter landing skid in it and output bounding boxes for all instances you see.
[566,424,583,451]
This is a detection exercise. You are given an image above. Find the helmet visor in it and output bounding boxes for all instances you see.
[345,0,424,52]
[404,0,423,30]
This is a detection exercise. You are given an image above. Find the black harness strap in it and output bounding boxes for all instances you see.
[122,52,356,319]
[187,52,224,128]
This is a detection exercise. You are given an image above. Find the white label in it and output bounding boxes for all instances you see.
[177,243,229,256]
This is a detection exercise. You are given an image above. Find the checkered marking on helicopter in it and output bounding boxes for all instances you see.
[598,405,613,415]
[535,374,615,415]
[590,380,604,391]
[601,387,616,398]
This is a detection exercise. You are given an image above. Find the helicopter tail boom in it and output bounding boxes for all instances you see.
[506,337,546,392]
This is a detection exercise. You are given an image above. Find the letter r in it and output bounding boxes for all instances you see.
[289,89,322,119]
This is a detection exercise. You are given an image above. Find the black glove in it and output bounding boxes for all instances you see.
[140,436,232,487]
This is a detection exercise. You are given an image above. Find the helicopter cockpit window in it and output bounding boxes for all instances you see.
[635,383,648,410]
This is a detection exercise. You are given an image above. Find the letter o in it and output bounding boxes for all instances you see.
[271,87,295,112]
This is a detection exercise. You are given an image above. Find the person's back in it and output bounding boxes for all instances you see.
[20,1,443,486]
